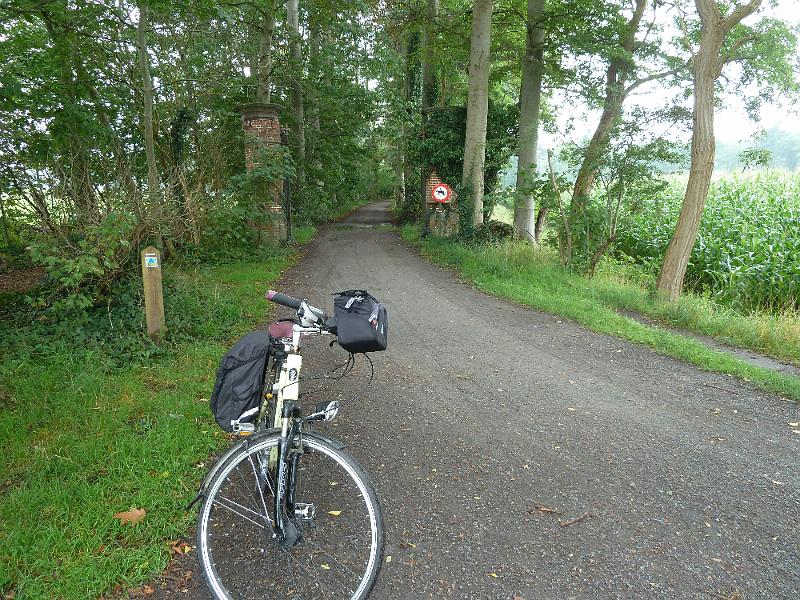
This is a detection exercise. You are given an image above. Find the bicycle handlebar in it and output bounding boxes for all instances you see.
[267,290,302,310]
[266,290,328,325]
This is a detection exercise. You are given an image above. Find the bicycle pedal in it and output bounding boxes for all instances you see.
[294,503,316,521]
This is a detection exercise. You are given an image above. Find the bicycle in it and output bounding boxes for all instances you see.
[193,290,384,600]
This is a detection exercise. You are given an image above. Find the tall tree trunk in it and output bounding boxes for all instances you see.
[287,0,305,189]
[513,0,545,242]
[566,0,647,263]
[308,15,323,187]
[421,0,439,227]
[402,28,419,212]
[0,192,10,247]
[656,0,762,300]
[421,0,438,110]
[137,2,161,221]
[462,0,493,227]
[255,2,276,104]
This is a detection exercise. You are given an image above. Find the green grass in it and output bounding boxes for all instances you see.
[402,226,800,402]
[0,228,315,599]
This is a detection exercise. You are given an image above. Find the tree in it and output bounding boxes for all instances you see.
[462,0,493,227]
[137,1,162,227]
[287,0,306,189]
[566,0,688,267]
[421,0,439,228]
[656,0,797,300]
[254,1,278,104]
[512,0,546,243]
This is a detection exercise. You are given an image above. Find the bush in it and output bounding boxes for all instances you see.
[27,211,139,315]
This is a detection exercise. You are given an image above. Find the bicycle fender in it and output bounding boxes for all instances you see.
[304,430,346,450]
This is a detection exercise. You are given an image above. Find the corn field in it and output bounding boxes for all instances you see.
[615,171,800,312]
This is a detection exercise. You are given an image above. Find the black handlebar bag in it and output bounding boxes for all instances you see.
[209,331,271,432]
[333,290,388,353]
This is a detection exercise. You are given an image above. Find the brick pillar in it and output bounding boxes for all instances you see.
[236,102,287,242]
[425,168,459,237]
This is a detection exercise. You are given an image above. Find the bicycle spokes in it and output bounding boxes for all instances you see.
[200,437,381,599]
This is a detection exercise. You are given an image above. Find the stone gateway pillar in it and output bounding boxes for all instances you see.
[236,102,287,242]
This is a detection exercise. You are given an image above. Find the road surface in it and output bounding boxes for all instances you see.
[157,201,799,599]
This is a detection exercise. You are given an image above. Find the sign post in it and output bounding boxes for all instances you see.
[141,246,165,341]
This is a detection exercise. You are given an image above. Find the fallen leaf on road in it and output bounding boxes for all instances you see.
[567,407,576,412]
[771,480,784,485]
[788,422,799,427]
[385,555,392,563]
[327,510,342,516]
[489,572,499,578]
[114,508,146,526]
[321,564,331,570]
[530,504,561,515]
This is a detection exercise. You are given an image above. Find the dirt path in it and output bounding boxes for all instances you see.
[154,202,799,600]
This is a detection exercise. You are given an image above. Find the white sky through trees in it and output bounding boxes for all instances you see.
[541,0,800,148]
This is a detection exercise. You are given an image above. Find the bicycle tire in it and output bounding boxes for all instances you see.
[197,432,384,600]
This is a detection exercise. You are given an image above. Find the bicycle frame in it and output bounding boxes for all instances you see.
[262,323,333,547]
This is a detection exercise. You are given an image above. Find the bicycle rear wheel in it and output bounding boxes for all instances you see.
[197,433,384,600]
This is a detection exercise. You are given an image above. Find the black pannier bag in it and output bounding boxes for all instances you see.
[209,331,271,432]
[333,290,388,353]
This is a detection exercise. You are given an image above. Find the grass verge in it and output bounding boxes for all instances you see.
[401,226,800,402]
[0,227,314,598]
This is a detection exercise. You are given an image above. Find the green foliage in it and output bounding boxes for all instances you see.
[27,212,138,315]
[615,171,800,312]
[0,243,303,598]
[738,147,773,170]
[408,102,519,198]
[560,117,686,272]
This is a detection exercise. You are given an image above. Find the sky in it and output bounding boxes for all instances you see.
[715,0,800,142]
[542,0,800,148]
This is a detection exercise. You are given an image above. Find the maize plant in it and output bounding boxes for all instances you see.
[615,171,800,312]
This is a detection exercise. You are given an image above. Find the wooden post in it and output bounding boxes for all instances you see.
[141,246,165,341]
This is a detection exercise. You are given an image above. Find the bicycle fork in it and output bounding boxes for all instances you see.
[272,401,311,549]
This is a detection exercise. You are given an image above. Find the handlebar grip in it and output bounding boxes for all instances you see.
[266,290,302,310]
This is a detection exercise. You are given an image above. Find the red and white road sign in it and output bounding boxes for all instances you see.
[431,183,452,203]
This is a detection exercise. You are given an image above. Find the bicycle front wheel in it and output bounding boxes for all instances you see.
[197,433,384,600]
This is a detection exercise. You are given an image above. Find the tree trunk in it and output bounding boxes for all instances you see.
[0,192,10,247]
[421,0,439,110]
[534,205,549,242]
[462,0,493,227]
[403,28,418,213]
[308,15,323,188]
[566,0,647,263]
[421,0,439,228]
[255,2,276,104]
[287,0,305,189]
[656,0,762,301]
[137,2,161,219]
[513,0,545,242]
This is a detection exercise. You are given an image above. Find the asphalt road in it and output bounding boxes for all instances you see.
[158,201,799,600]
